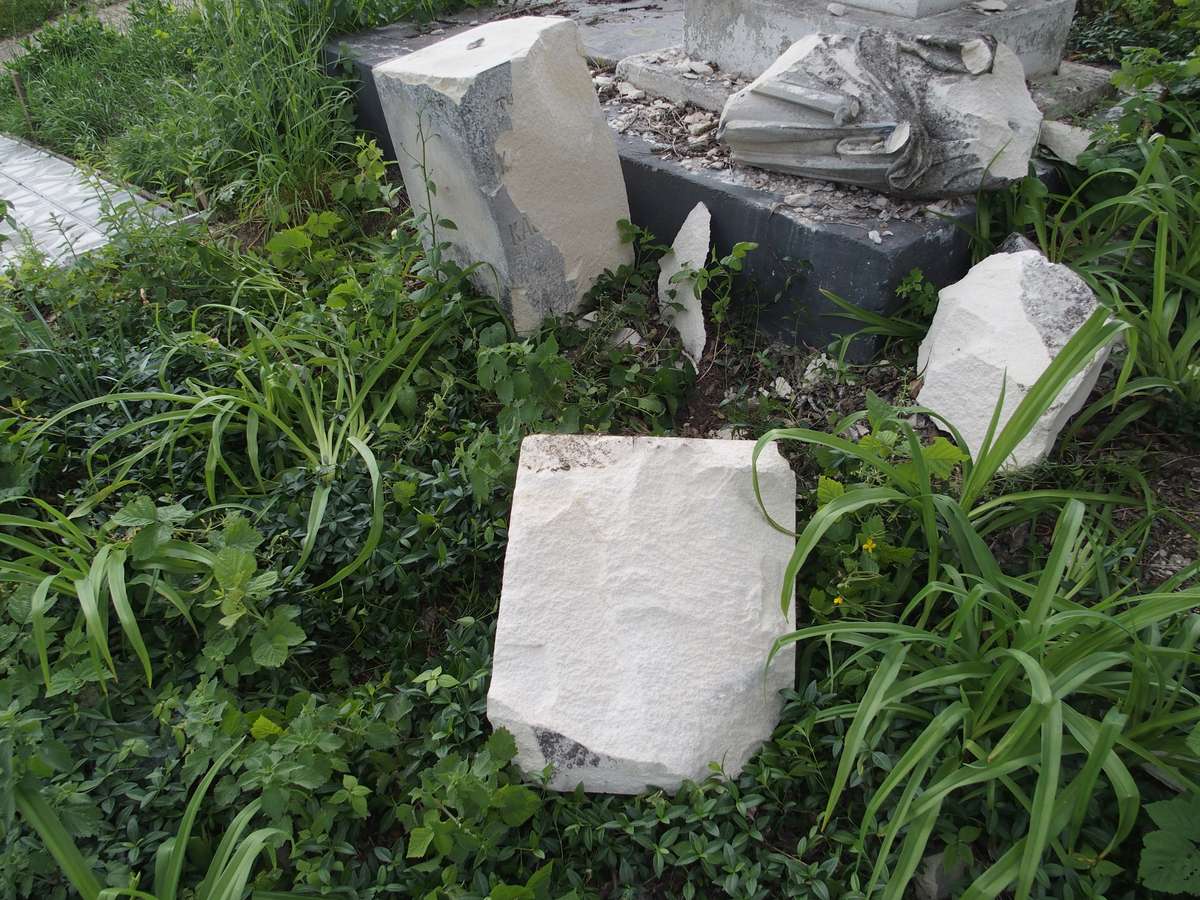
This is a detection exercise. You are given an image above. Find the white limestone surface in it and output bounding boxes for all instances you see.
[917,249,1111,468]
[0,135,165,265]
[488,434,797,794]
[1039,120,1093,165]
[658,201,711,367]
[375,17,632,333]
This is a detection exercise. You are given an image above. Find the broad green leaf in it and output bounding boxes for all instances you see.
[109,496,159,528]
[492,785,539,827]
[1139,830,1200,895]
[486,729,519,765]
[407,826,435,859]
[816,476,845,506]
[251,608,306,669]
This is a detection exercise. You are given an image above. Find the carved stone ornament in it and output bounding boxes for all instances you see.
[718,30,1043,198]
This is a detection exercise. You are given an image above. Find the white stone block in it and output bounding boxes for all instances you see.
[375,17,632,333]
[488,435,797,794]
[917,249,1111,468]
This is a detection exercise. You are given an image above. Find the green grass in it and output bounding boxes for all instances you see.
[0,2,1197,898]
[0,0,70,39]
[0,0,124,40]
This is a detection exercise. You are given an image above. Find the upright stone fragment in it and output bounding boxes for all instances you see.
[718,31,1042,197]
[489,435,797,794]
[658,201,711,366]
[375,17,632,333]
[917,249,1111,468]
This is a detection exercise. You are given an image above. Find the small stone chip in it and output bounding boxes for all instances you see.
[827,2,847,13]
[868,229,883,244]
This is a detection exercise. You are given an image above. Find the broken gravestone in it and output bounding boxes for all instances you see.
[374,17,632,333]
[917,249,1112,468]
[488,434,797,794]
[658,201,711,367]
[718,31,1042,197]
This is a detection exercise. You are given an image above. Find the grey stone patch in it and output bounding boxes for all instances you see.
[996,232,1042,254]
[0,134,175,266]
[535,728,602,771]
[615,47,740,113]
[1031,61,1117,119]
[683,0,1078,80]
[1021,254,1098,353]
[718,32,1042,198]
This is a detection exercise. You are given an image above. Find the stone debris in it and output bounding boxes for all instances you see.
[827,2,847,13]
[1039,120,1094,166]
[488,434,797,794]
[597,67,968,226]
[917,250,1114,468]
[615,46,741,114]
[718,32,1042,198]
[658,202,712,366]
[1030,61,1117,120]
[617,81,647,100]
[868,229,883,244]
[376,17,632,334]
[970,0,1008,12]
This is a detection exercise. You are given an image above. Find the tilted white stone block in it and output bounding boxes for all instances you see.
[375,17,632,333]
[488,435,797,794]
[917,249,1111,468]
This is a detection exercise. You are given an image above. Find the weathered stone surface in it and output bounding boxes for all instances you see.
[718,32,1042,198]
[917,250,1110,467]
[684,0,1078,80]
[615,47,737,113]
[1039,119,1093,165]
[658,201,711,365]
[996,232,1041,254]
[375,17,631,333]
[488,434,797,794]
[1030,61,1116,119]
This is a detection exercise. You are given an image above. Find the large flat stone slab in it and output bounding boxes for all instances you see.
[488,434,797,794]
[0,135,172,265]
[683,0,1077,79]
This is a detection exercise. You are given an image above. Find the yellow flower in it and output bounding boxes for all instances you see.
[862,537,877,553]
[833,595,844,606]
